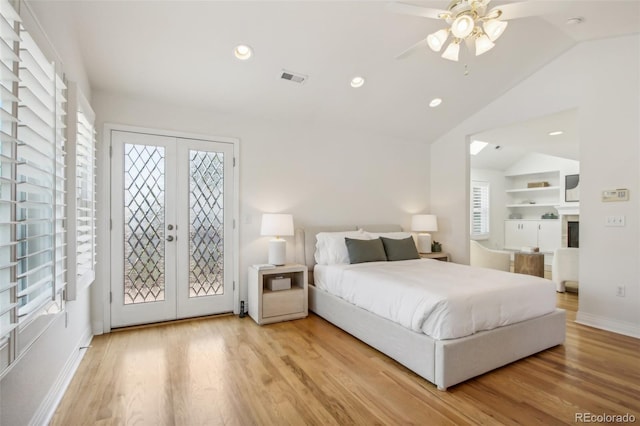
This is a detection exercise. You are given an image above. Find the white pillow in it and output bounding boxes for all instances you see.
[366,231,413,240]
[315,230,370,265]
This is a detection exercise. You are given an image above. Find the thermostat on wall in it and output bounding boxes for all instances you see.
[602,189,629,202]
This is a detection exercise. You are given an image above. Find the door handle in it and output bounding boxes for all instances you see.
[166,235,174,242]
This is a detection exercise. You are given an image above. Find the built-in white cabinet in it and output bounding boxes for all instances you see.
[505,220,560,253]
[537,220,561,252]
[505,220,537,249]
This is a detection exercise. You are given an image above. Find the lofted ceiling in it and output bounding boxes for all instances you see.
[470,108,579,170]
[29,0,640,143]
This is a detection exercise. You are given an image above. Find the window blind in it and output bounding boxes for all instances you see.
[0,0,21,362]
[0,0,68,373]
[471,180,490,239]
[65,83,95,300]
[54,73,66,295]
[17,28,57,321]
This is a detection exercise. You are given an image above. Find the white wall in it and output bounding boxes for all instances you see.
[24,1,92,100]
[91,90,431,333]
[0,290,92,426]
[0,4,94,425]
[504,152,579,177]
[431,35,640,337]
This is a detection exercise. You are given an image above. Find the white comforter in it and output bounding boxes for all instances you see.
[314,259,557,340]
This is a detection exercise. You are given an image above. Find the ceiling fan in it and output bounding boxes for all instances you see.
[390,0,571,61]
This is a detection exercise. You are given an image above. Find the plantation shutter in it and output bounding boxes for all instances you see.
[0,0,68,373]
[0,0,21,356]
[471,180,490,239]
[15,25,66,322]
[65,83,95,300]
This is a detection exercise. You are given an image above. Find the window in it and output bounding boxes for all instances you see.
[471,180,490,240]
[17,27,66,322]
[65,83,96,300]
[0,0,67,372]
[0,0,23,371]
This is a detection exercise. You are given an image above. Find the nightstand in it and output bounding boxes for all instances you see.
[247,264,308,325]
[420,252,450,262]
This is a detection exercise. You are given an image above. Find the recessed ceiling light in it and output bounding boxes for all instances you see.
[548,131,564,136]
[566,17,584,25]
[350,76,365,88]
[469,140,488,155]
[429,98,442,108]
[234,44,253,60]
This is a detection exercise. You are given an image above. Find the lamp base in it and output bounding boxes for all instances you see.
[417,233,432,254]
[268,239,286,265]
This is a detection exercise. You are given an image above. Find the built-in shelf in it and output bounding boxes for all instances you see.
[506,203,559,208]
[505,186,560,193]
[505,171,560,215]
[504,170,563,253]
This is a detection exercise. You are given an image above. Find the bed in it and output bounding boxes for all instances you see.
[294,224,566,390]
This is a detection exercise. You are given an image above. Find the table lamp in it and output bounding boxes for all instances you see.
[411,214,438,253]
[260,213,294,265]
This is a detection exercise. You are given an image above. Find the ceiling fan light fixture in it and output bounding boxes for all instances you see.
[427,29,449,52]
[451,14,475,39]
[483,19,508,42]
[441,41,460,61]
[475,33,495,56]
[393,0,514,62]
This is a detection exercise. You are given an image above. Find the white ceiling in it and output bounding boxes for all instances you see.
[470,108,579,169]
[30,0,640,143]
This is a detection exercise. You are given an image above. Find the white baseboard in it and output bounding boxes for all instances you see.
[30,327,93,426]
[575,311,640,339]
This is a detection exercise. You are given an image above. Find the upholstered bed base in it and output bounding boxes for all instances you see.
[296,225,566,390]
[310,285,565,390]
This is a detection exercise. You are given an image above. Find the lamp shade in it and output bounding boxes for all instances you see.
[451,14,475,39]
[427,28,449,52]
[441,41,460,61]
[411,214,438,232]
[260,214,294,237]
[483,19,508,42]
[475,33,495,56]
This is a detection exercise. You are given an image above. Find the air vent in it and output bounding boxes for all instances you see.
[280,69,307,84]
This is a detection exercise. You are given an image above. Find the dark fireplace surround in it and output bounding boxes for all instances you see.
[567,221,579,248]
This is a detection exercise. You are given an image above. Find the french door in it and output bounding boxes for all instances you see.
[110,130,234,328]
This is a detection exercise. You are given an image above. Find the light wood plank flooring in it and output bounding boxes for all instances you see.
[52,293,640,425]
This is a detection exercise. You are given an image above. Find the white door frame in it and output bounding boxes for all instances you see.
[100,123,240,334]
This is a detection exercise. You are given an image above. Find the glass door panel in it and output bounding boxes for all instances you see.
[123,144,166,304]
[111,131,176,328]
[177,140,233,317]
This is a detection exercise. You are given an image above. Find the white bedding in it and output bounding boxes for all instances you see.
[314,259,556,340]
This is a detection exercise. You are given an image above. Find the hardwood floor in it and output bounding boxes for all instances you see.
[52,293,640,425]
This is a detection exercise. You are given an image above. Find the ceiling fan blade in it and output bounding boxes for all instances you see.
[492,1,573,21]
[387,2,448,20]
[395,36,429,59]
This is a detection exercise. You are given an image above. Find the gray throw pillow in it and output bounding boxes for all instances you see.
[381,236,420,261]
[345,237,387,264]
